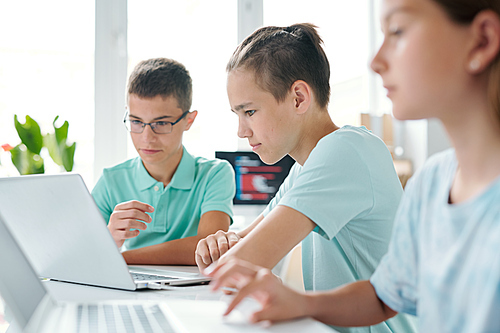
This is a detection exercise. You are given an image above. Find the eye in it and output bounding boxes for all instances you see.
[245,110,256,117]
[391,29,403,36]
[130,120,143,125]
[154,121,170,126]
[388,24,403,37]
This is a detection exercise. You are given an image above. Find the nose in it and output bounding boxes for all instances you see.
[141,124,157,141]
[237,117,252,139]
[370,43,387,75]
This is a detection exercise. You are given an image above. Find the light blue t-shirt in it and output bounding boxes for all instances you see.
[264,126,416,333]
[91,147,235,251]
[371,149,500,332]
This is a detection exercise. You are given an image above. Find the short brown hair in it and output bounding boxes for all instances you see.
[227,23,331,109]
[127,58,193,111]
[433,0,500,122]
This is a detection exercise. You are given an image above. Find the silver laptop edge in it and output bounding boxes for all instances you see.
[0,173,208,290]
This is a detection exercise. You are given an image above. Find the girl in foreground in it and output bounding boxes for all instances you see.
[206,0,500,331]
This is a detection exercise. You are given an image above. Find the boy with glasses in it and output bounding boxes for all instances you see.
[92,58,235,265]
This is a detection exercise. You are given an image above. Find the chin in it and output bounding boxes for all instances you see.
[257,152,286,165]
[392,108,422,121]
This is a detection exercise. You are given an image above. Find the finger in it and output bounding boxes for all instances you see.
[114,220,148,231]
[249,310,274,324]
[114,200,154,213]
[112,209,152,224]
[227,233,241,248]
[209,260,259,291]
[197,238,216,266]
[215,234,230,255]
[205,236,222,263]
[195,252,209,271]
[118,229,140,240]
[223,278,268,316]
[250,304,290,324]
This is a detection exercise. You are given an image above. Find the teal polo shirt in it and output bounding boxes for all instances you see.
[91,147,235,251]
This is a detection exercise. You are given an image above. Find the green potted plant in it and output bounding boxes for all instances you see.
[1,115,76,175]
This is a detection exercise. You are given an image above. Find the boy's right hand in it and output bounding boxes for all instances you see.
[195,230,241,270]
[108,200,154,248]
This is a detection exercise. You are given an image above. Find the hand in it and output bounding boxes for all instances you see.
[108,200,154,248]
[195,230,241,270]
[205,259,309,323]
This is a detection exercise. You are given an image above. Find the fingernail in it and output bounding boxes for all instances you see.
[149,206,154,211]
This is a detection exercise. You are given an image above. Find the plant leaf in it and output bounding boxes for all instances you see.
[10,144,44,175]
[14,115,43,154]
[44,133,63,166]
[53,116,69,145]
[62,142,76,171]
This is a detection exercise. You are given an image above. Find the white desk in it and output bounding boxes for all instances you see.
[1,265,336,333]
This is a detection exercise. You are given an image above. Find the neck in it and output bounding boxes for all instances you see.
[289,109,338,165]
[441,100,500,202]
[143,147,183,187]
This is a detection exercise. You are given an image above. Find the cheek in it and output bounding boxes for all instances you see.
[130,133,141,147]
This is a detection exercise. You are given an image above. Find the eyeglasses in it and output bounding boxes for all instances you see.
[123,109,189,134]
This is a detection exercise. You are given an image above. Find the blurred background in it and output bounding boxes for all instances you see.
[0,0,450,189]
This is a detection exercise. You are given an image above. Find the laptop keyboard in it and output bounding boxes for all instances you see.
[131,272,179,281]
[76,303,175,333]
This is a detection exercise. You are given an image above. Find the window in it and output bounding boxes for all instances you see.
[264,0,373,126]
[127,0,238,160]
[0,1,95,185]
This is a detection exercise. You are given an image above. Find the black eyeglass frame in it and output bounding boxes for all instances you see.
[123,108,190,134]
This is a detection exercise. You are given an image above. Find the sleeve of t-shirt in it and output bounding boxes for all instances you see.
[200,160,236,220]
[272,135,374,240]
[90,173,114,225]
[370,175,420,316]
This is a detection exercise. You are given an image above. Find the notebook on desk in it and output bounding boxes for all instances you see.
[0,174,209,290]
[0,212,335,333]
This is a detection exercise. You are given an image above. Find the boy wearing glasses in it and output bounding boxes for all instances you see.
[91,58,235,265]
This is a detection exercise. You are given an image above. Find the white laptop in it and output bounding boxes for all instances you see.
[0,174,209,290]
[0,212,336,333]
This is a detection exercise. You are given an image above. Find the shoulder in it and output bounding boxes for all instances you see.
[307,125,392,169]
[403,149,456,205]
[410,149,456,186]
[421,148,456,171]
[101,157,141,176]
[314,125,388,156]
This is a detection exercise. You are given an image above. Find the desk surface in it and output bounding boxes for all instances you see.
[0,265,335,333]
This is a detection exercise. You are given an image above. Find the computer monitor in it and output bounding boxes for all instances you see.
[216,151,295,205]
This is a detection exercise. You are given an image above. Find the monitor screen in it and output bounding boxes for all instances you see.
[216,151,295,205]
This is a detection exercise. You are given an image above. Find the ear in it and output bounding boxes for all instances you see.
[184,110,198,131]
[466,10,500,74]
[290,80,312,115]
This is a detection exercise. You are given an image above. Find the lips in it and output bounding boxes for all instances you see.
[141,149,162,155]
[250,143,261,152]
[383,85,395,98]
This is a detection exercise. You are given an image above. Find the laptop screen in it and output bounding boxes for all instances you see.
[0,213,47,329]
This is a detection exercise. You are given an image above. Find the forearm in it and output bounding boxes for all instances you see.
[304,280,397,327]
[236,214,264,238]
[122,235,203,265]
[225,206,315,269]
[124,211,231,265]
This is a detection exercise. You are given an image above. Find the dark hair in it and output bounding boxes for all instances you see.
[433,0,500,121]
[227,23,331,109]
[127,58,192,111]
